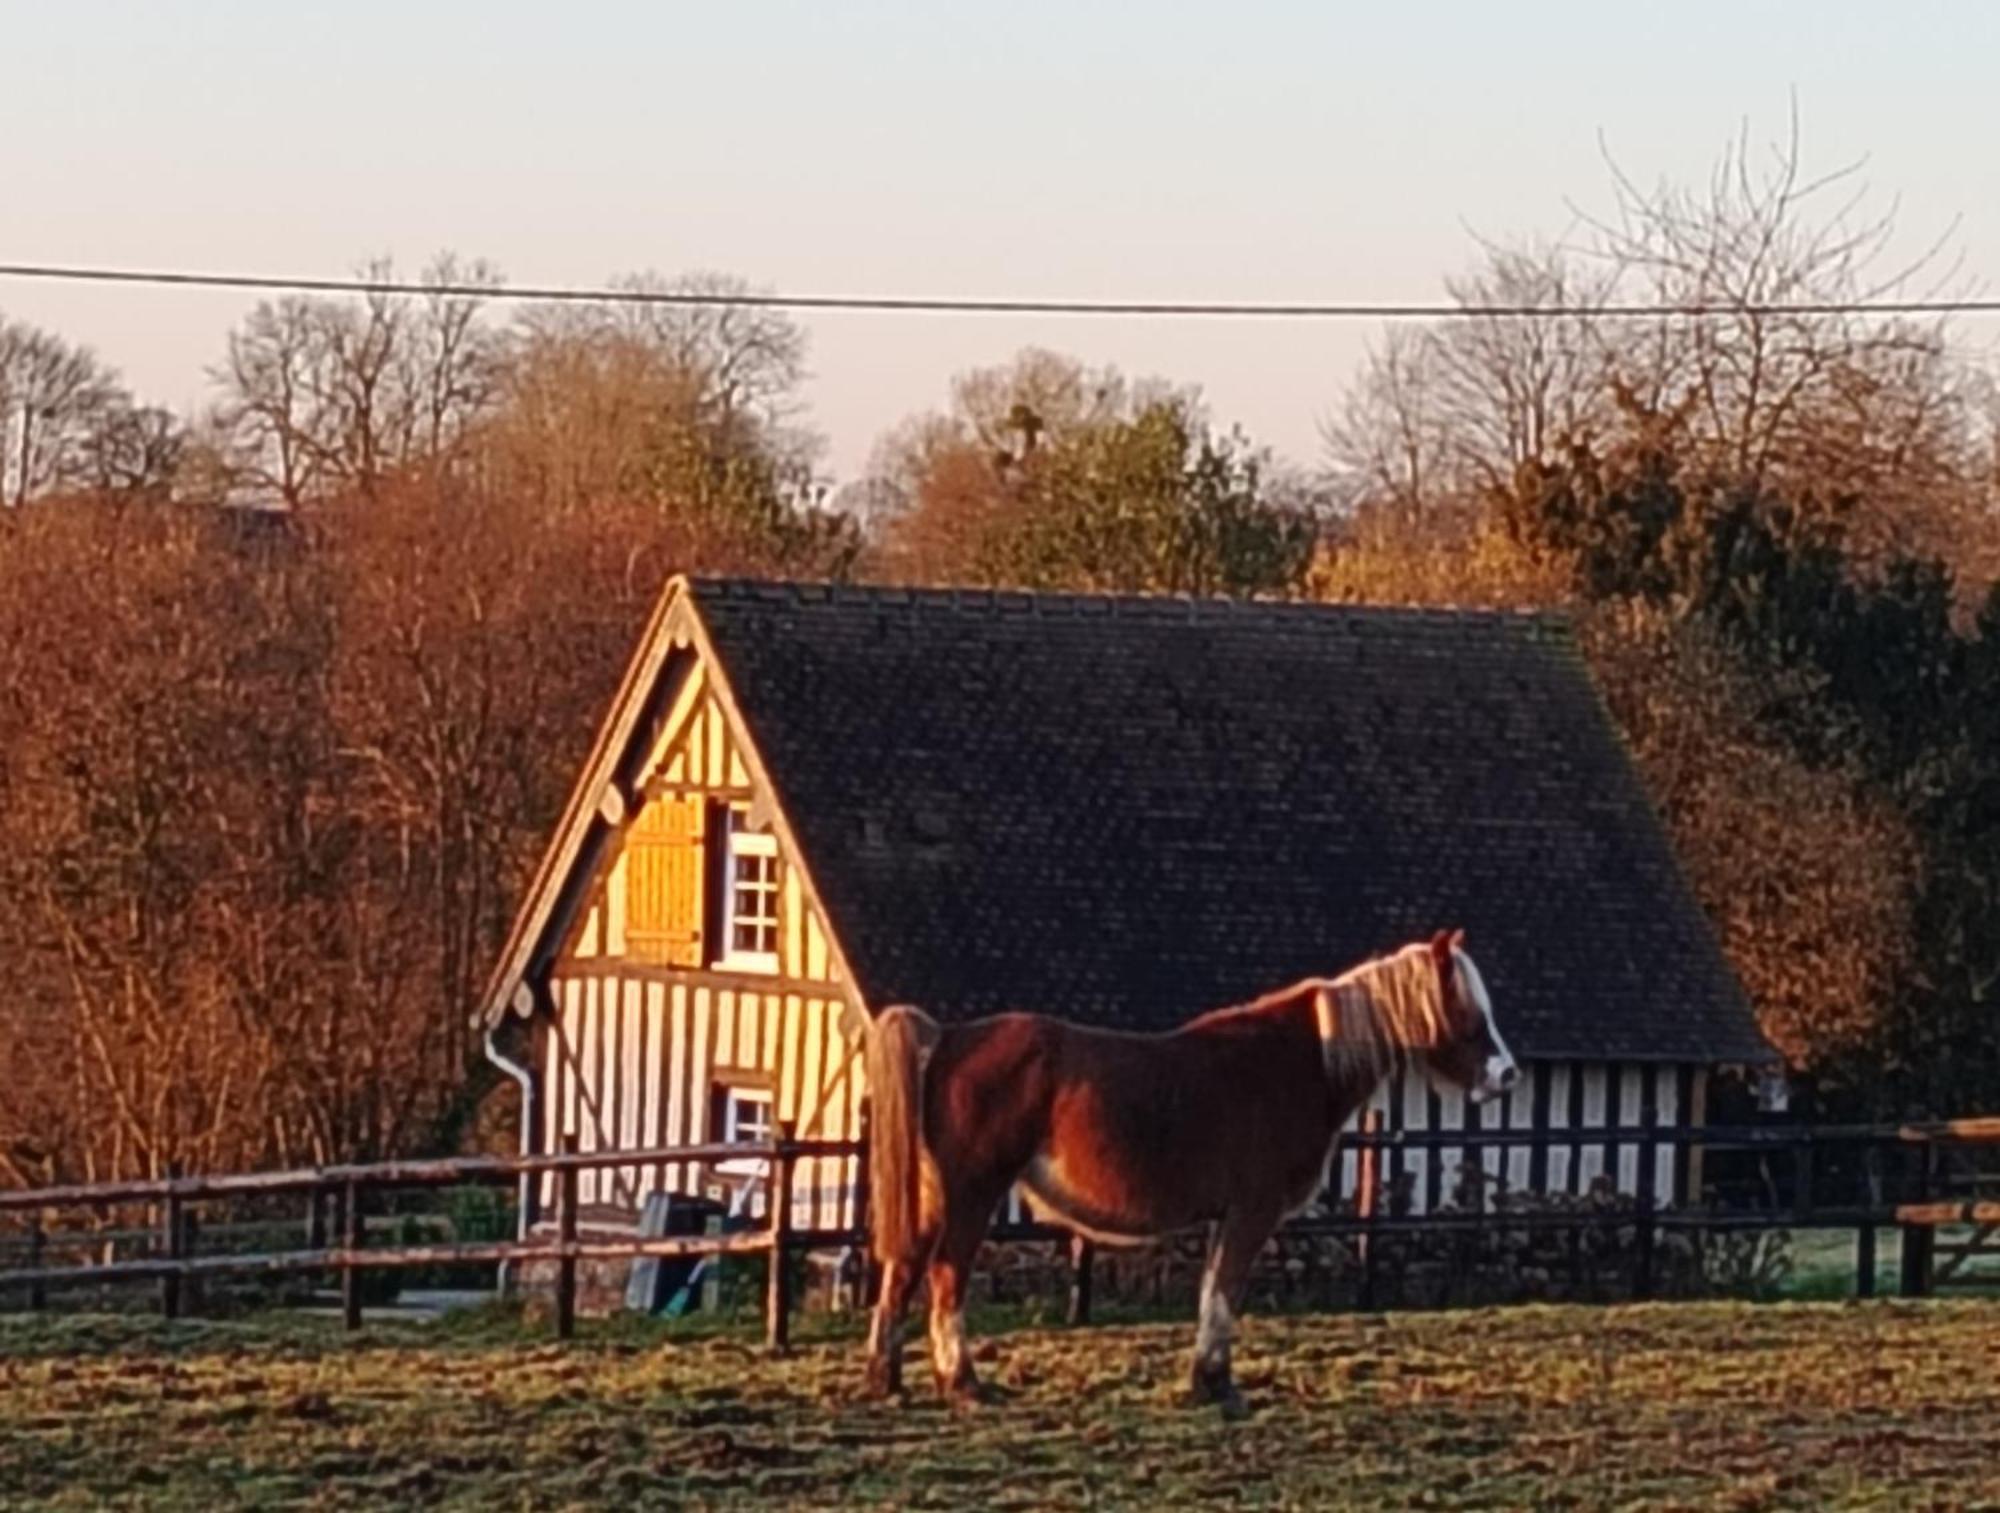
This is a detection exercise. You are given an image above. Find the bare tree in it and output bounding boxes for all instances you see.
[1576,109,1987,570]
[76,403,182,498]
[1320,325,1456,533]
[600,270,809,437]
[1322,247,1614,535]
[216,295,336,507]
[214,257,825,522]
[414,253,505,466]
[1432,246,1619,488]
[484,274,834,558]
[213,254,503,507]
[1326,113,1999,590]
[484,315,713,514]
[503,270,819,491]
[324,258,412,496]
[0,318,149,506]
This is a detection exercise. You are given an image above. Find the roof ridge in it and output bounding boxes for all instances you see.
[686,575,1566,628]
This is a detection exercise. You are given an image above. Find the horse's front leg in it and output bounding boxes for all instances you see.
[1189,1206,1277,1420]
[864,1257,922,1399]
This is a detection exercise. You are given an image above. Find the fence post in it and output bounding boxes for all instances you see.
[27,1215,47,1312]
[1900,1137,1937,1299]
[1923,1136,1943,1291]
[341,1177,363,1332]
[1067,1236,1096,1327]
[766,1122,794,1354]
[183,1211,204,1318]
[1792,1133,1815,1224]
[159,1166,184,1322]
[853,1103,877,1310]
[1358,1109,1382,1311]
[1634,1099,1658,1301]
[556,1134,579,1342]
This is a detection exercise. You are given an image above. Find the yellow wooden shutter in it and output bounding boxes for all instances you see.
[624,793,708,965]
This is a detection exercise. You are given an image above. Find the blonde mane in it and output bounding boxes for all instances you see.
[1316,943,1447,1083]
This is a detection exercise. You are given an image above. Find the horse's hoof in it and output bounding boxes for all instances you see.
[939,1376,986,1413]
[862,1361,903,1402]
[1188,1368,1250,1420]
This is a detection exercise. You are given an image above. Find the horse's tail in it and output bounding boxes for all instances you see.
[866,1004,940,1265]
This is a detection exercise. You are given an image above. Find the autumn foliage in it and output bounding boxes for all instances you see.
[0,482,840,1188]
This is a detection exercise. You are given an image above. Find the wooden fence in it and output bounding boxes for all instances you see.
[0,1123,857,1351]
[1336,1111,2000,1306]
[2,1116,1995,1346]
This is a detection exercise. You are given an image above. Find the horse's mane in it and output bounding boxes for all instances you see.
[1320,943,1445,1084]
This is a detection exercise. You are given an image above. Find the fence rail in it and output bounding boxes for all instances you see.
[3,1117,1995,1343]
[0,1137,862,1213]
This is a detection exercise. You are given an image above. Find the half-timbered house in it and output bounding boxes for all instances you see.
[477,577,1774,1245]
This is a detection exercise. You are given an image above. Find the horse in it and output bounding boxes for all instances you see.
[860,929,1517,1416]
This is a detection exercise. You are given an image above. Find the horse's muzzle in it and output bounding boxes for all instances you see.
[1470,1057,1520,1104]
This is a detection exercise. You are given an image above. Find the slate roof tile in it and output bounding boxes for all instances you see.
[690,578,1773,1064]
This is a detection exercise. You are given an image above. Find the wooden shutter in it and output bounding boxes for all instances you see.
[624,793,708,965]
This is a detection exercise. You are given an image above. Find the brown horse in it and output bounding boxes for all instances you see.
[861,930,1516,1415]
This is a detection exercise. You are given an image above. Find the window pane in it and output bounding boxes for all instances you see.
[725,1089,773,1144]
[722,826,781,961]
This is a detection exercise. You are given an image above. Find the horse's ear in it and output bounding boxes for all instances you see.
[1449,927,1466,951]
[1428,932,1456,991]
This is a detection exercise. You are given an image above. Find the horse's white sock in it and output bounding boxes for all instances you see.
[868,1305,898,1358]
[930,1306,968,1384]
[1195,1284,1234,1374]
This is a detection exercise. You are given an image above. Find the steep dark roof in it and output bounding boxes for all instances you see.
[690,579,1771,1065]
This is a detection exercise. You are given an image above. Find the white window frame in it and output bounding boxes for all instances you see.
[717,811,781,974]
[708,1084,776,1217]
[722,1085,775,1147]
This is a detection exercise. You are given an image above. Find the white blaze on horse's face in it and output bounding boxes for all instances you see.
[1453,946,1518,1104]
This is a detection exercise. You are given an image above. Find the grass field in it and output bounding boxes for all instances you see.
[3,1300,1998,1509]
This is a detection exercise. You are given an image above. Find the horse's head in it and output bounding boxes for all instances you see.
[1421,929,1518,1104]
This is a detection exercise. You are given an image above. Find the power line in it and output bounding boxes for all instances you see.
[1,260,1996,322]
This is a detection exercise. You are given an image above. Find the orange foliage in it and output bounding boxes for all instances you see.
[0,481,829,1186]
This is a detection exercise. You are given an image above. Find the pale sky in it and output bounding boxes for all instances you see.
[3,0,1996,481]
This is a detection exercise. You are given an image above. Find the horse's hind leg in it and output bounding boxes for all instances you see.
[1189,1206,1278,1419]
[864,1256,925,1399]
[926,1188,1001,1409]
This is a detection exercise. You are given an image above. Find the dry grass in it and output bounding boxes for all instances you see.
[2,1300,1997,1508]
